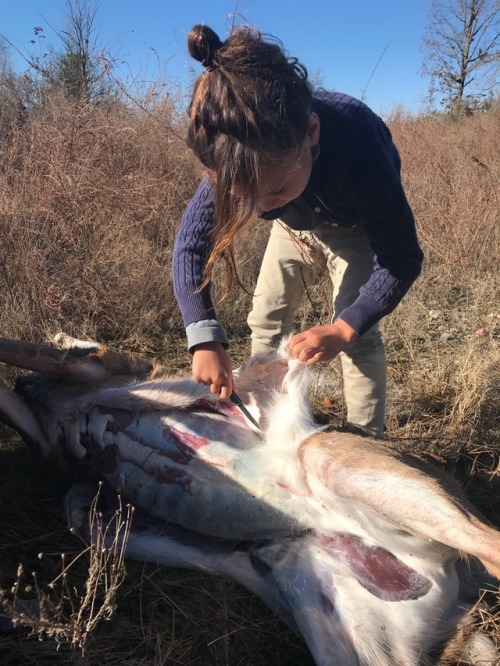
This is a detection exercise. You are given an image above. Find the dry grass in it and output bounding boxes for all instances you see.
[0,91,499,664]
[0,87,196,346]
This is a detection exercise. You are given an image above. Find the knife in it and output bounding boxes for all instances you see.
[229,392,261,431]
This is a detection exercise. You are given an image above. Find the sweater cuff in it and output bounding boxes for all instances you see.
[337,295,384,337]
[186,319,229,353]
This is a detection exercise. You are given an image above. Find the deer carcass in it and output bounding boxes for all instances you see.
[0,333,498,666]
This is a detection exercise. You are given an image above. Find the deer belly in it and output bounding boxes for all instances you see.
[78,407,302,539]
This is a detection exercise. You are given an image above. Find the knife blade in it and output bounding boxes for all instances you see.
[229,392,261,431]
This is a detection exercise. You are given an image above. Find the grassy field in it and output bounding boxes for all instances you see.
[0,91,499,664]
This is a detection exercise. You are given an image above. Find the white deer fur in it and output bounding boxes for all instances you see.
[0,333,499,665]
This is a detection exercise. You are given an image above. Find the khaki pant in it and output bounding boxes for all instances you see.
[247,220,386,438]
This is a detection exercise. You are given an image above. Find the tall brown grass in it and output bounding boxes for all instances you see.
[384,106,499,448]
[0,91,499,664]
[0,88,197,347]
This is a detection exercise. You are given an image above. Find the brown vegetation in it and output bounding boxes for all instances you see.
[0,88,195,346]
[0,90,499,664]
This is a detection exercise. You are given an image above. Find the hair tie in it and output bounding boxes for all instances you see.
[201,39,222,72]
[201,54,217,71]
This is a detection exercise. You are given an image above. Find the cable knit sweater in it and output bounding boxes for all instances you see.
[173,91,423,351]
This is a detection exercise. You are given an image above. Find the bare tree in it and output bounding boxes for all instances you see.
[5,0,112,103]
[54,0,107,100]
[422,0,500,114]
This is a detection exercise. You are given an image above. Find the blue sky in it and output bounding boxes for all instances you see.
[0,0,433,114]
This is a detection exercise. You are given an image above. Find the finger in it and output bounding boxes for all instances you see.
[210,383,221,395]
[306,352,324,365]
[292,345,316,362]
[289,342,304,359]
[219,385,232,400]
[289,333,306,349]
[299,350,315,362]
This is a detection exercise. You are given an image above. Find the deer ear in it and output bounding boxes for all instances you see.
[52,333,154,379]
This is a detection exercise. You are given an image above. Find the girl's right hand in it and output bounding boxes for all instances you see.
[192,341,234,399]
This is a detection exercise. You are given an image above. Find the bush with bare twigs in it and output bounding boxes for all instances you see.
[0,485,132,652]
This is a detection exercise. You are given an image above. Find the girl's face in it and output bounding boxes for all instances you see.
[257,112,320,213]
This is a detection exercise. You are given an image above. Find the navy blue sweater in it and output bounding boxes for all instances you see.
[173,91,423,348]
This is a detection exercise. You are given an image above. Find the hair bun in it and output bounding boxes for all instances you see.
[188,24,223,69]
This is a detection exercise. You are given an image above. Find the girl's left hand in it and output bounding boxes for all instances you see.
[288,320,357,364]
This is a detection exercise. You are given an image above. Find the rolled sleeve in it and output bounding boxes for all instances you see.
[186,319,229,353]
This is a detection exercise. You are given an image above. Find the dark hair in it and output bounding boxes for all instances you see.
[187,23,312,293]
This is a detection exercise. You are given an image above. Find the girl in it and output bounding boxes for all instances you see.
[173,24,423,438]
